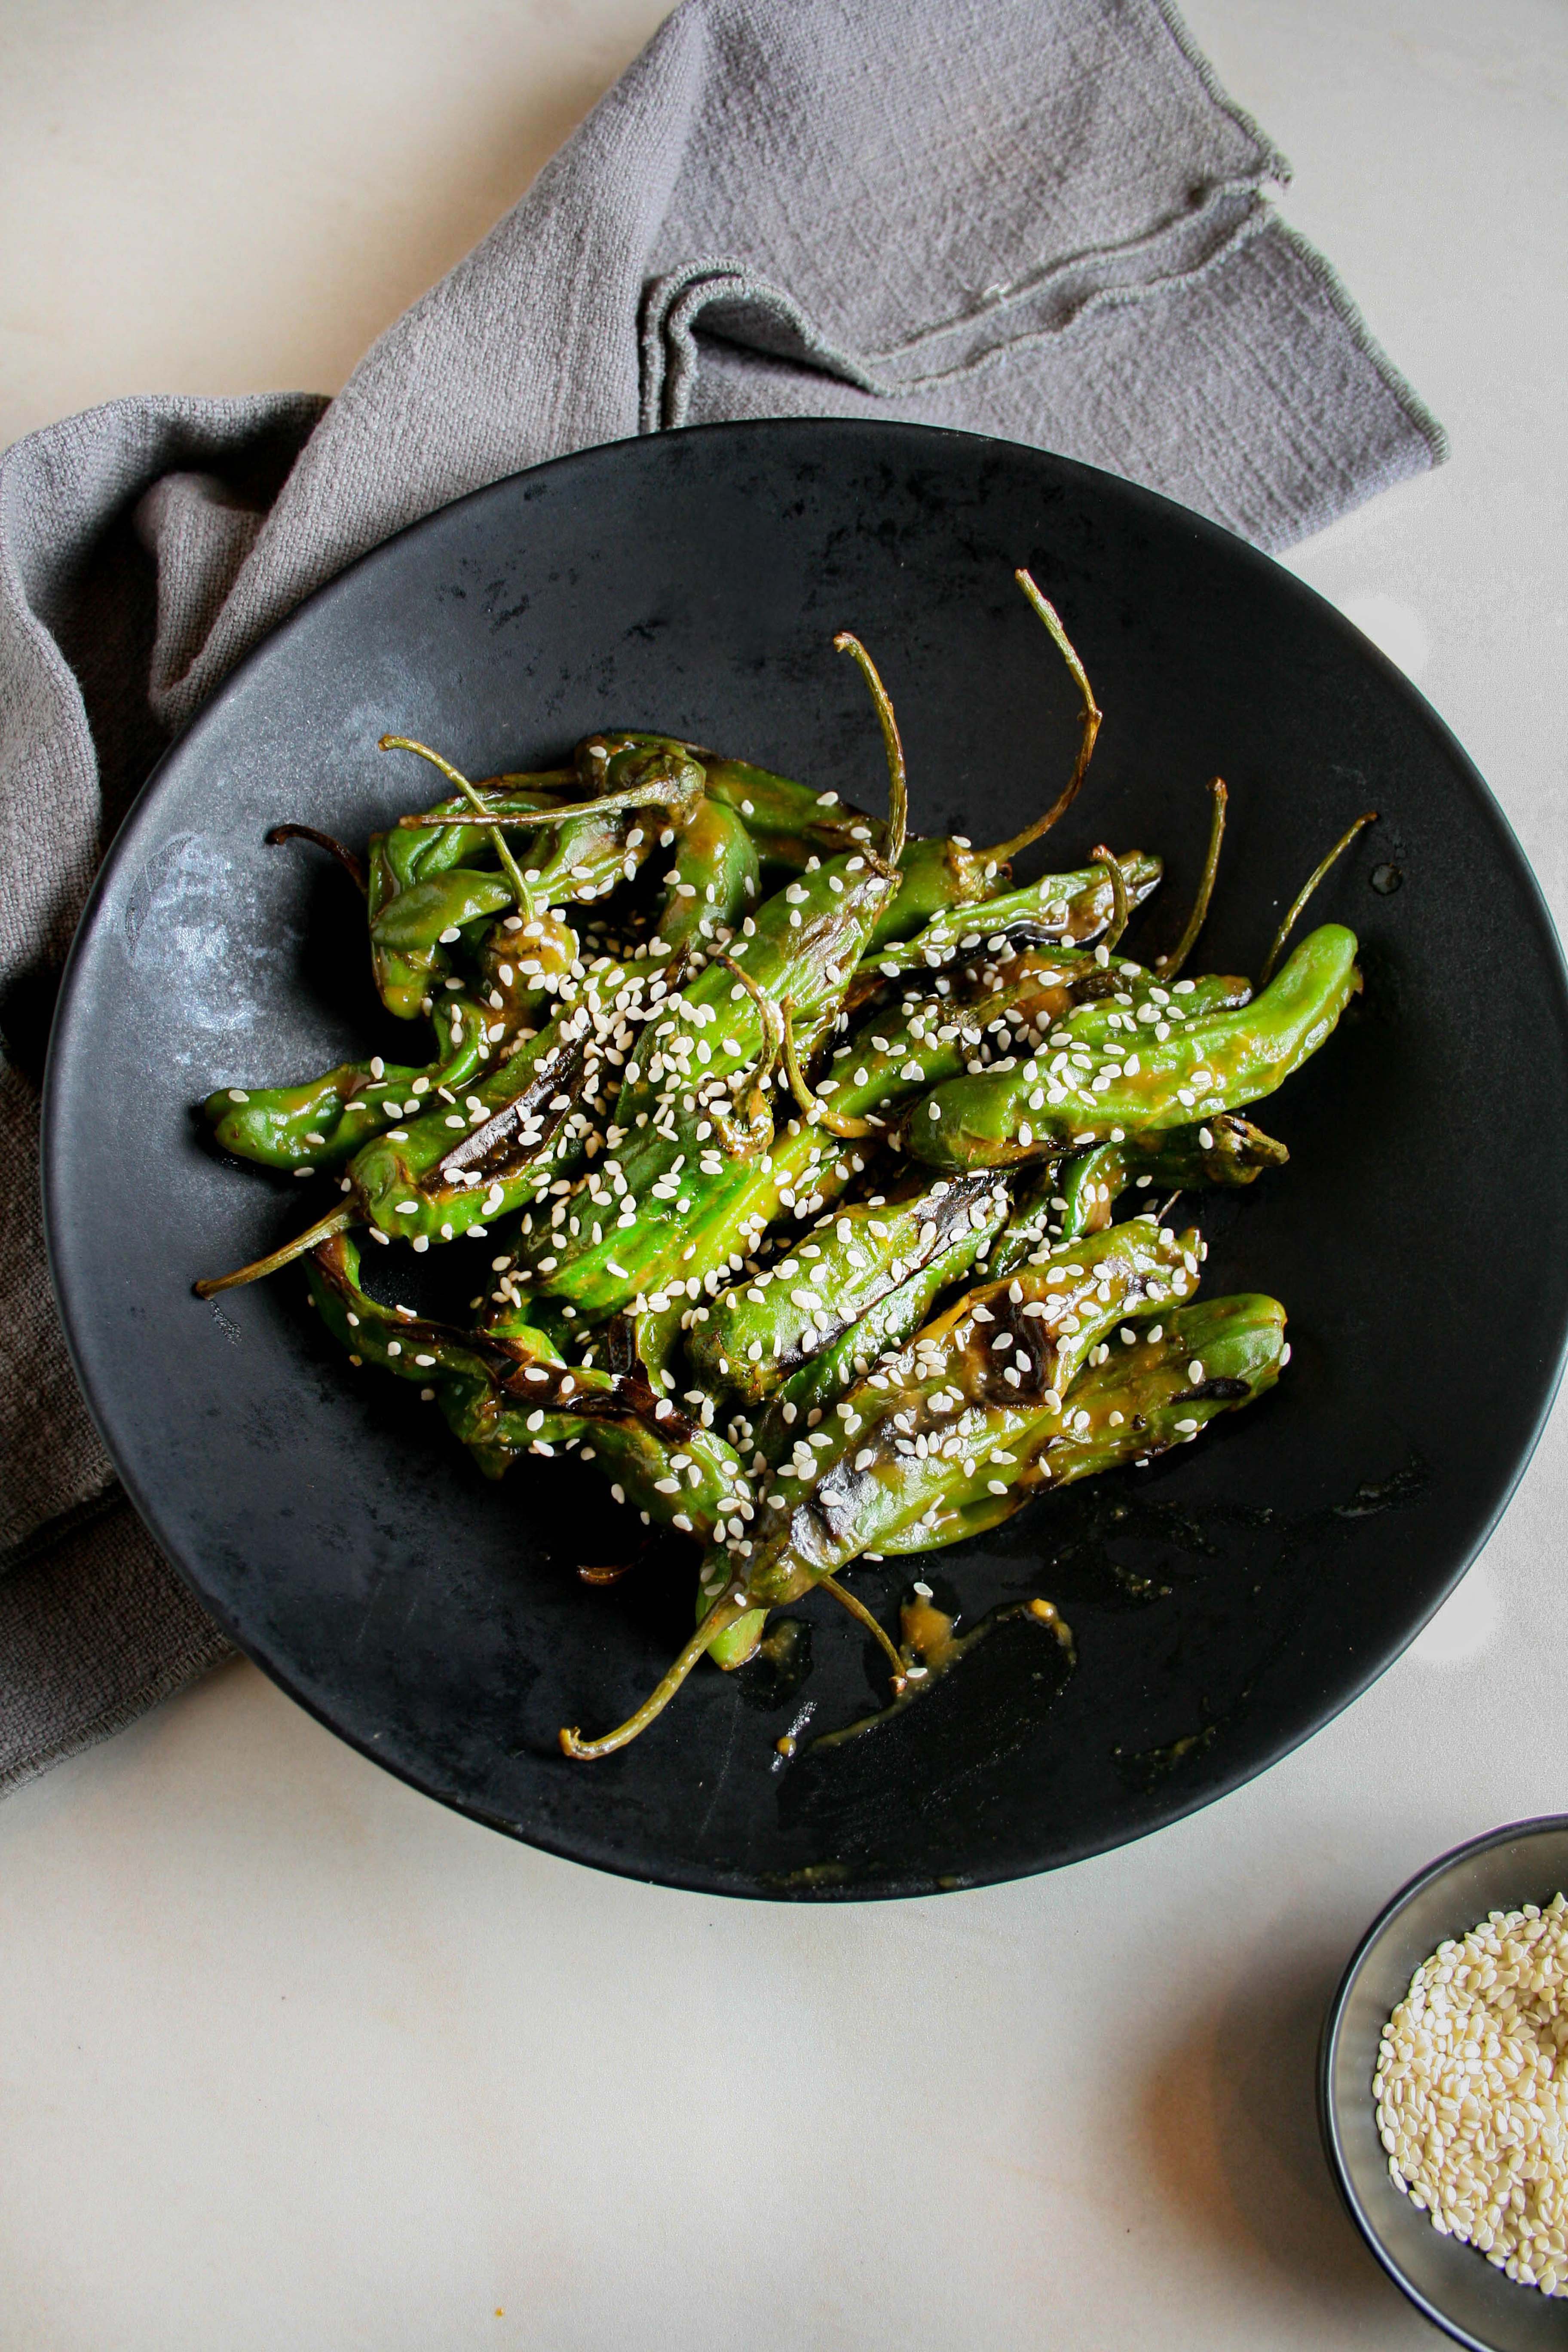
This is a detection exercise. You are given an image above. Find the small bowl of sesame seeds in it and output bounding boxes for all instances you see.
[1320,1818,1568,2349]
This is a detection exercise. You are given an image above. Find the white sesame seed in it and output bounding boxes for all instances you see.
[1377,1895,1568,2296]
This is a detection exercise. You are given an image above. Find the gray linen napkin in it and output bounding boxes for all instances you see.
[0,0,1444,1795]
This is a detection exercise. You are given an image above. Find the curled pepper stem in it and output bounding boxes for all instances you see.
[818,1574,908,1692]
[193,1203,355,1298]
[558,1594,749,1760]
[379,735,533,911]
[709,954,785,1155]
[264,824,367,896]
[1157,775,1228,980]
[780,1000,875,1138]
[1260,809,1379,985]
[983,571,1103,864]
[1090,842,1131,953]
[833,631,909,871]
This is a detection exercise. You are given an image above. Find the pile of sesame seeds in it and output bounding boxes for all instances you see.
[1375,1894,1568,2295]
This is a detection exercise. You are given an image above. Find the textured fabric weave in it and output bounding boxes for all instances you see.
[0,0,1443,1794]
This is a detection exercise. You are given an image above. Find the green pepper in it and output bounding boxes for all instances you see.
[692,1171,1010,1405]
[204,991,508,1173]
[747,1180,1014,1462]
[860,853,1163,987]
[1054,1115,1288,1243]
[683,747,879,875]
[370,866,516,954]
[395,739,707,914]
[606,735,1023,958]
[206,1057,426,1173]
[641,796,760,960]
[741,1216,1200,1599]
[879,1292,1286,1551]
[906,925,1360,1170]
[1046,967,1253,1050]
[344,963,648,1250]
[309,1234,753,1539]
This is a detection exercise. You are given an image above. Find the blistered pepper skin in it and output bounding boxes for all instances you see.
[306,1234,753,1540]
[514,845,902,1318]
[693,1172,1008,1405]
[861,853,1162,985]
[644,797,760,959]
[906,926,1359,1170]
[880,1293,1286,1552]
[749,1189,1012,1465]
[730,1217,1201,1607]
[1054,1115,1288,1243]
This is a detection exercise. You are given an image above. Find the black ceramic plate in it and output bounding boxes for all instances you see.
[44,420,1568,1899]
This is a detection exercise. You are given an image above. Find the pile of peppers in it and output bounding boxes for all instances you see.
[196,573,1372,1760]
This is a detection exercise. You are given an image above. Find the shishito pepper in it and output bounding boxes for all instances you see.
[306,1234,753,1540]
[557,1217,1201,1755]
[676,744,879,874]
[905,925,1360,1171]
[640,795,760,960]
[857,853,1163,990]
[1054,1115,1288,1243]
[879,1293,1286,1552]
[206,1054,427,1173]
[747,1179,1014,1464]
[201,936,578,1174]
[512,636,913,1321]
[344,957,676,1250]
[692,1170,1008,1406]
[196,960,648,1294]
[393,738,708,912]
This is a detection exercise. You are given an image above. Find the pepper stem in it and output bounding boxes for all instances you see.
[1157,776,1228,980]
[379,736,533,911]
[780,1001,875,1138]
[1090,842,1131,953]
[708,955,785,1157]
[833,632,908,871]
[395,782,689,830]
[983,571,1103,864]
[557,1594,748,1759]
[193,1203,355,1299]
[818,1574,908,1692]
[264,824,367,896]
[1260,810,1378,985]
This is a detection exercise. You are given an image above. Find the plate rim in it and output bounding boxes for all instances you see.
[40,415,1568,1899]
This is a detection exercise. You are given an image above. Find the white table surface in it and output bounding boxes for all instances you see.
[3,3,1565,2345]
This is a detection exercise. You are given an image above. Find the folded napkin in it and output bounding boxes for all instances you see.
[0,0,1443,1794]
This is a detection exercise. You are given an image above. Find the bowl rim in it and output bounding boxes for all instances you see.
[1318,1813,1568,2349]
